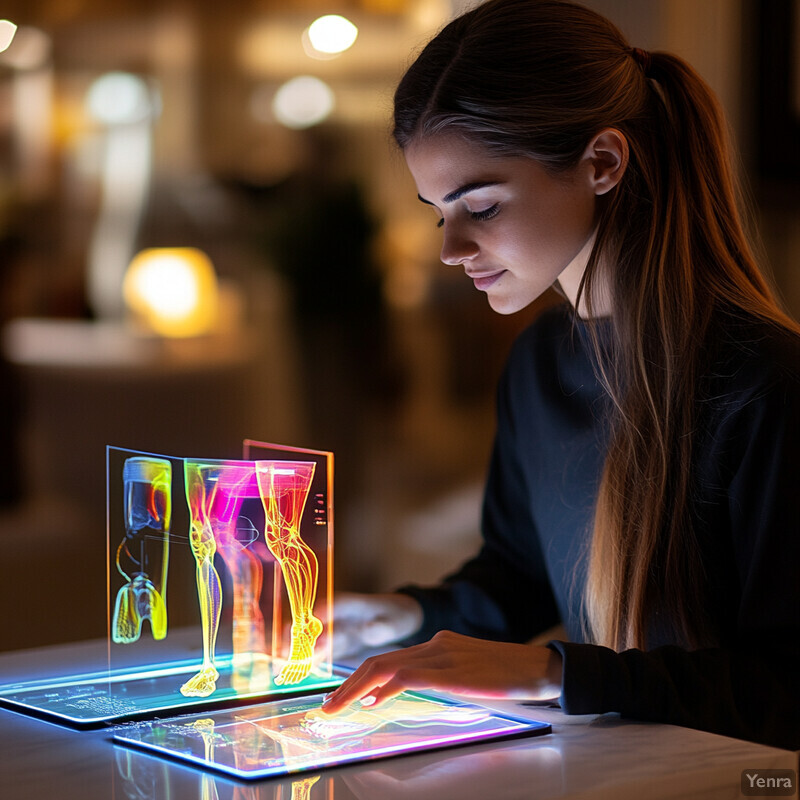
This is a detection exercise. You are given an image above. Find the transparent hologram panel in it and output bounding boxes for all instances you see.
[182,459,265,698]
[107,446,334,702]
[256,460,322,686]
[242,440,334,684]
[108,447,218,676]
[112,692,550,780]
[180,457,324,698]
[112,456,172,645]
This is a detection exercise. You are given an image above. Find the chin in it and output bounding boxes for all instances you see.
[486,292,538,316]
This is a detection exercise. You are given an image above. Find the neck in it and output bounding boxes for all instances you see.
[557,230,613,319]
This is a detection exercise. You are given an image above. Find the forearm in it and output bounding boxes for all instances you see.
[396,547,560,645]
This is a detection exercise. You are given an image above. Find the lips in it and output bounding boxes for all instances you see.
[468,270,505,291]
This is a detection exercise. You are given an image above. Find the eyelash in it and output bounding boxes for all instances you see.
[437,204,501,228]
[472,204,501,222]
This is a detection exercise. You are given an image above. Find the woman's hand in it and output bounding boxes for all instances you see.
[329,592,424,658]
[321,630,562,714]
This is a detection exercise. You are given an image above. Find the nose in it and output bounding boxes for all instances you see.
[440,226,479,266]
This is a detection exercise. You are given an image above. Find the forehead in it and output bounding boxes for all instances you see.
[405,135,505,182]
[404,134,539,202]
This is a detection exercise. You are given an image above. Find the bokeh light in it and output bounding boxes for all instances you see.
[123,248,219,337]
[272,76,334,129]
[306,15,358,55]
[0,20,17,54]
[86,72,154,126]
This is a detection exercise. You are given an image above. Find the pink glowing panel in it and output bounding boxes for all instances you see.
[243,440,334,694]
[180,459,264,699]
[179,456,328,699]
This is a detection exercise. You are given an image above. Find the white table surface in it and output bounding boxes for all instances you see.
[0,640,796,800]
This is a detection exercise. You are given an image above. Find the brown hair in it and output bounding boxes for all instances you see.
[394,0,800,650]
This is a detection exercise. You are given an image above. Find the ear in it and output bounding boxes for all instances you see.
[582,128,629,196]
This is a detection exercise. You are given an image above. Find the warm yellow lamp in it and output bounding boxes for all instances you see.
[123,247,219,337]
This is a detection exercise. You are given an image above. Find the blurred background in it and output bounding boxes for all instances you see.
[0,0,797,651]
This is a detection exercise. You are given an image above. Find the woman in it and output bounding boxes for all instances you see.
[322,0,800,750]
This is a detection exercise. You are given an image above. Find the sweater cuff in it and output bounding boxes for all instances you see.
[547,640,630,715]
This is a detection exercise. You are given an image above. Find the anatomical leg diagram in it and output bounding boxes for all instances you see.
[182,459,322,697]
[112,457,172,644]
[300,696,492,740]
[182,461,262,698]
[256,461,322,686]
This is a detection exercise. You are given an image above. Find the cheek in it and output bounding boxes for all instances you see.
[538,193,595,257]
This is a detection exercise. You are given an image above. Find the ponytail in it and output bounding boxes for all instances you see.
[393,0,800,652]
[585,48,799,650]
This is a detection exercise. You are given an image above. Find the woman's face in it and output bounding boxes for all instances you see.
[405,134,600,315]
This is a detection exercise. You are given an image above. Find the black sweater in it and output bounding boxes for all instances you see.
[399,304,800,750]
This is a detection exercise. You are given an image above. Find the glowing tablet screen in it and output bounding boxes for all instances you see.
[0,653,345,726]
[112,691,550,780]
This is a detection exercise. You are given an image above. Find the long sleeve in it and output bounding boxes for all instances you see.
[398,306,604,645]
[551,333,800,750]
[551,639,799,750]
[398,307,799,749]
[398,354,561,644]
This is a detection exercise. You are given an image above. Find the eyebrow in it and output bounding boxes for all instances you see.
[417,181,501,206]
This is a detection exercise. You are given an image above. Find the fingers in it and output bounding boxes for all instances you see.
[366,673,422,707]
[319,633,562,715]
[321,657,392,714]
[321,642,439,714]
[322,675,408,713]
[321,651,414,714]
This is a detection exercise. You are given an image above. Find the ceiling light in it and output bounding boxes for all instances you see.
[306,15,358,55]
[0,20,16,54]
[272,76,334,129]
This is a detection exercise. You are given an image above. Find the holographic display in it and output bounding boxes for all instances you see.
[0,441,338,726]
[0,439,550,779]
[112,691,550,780]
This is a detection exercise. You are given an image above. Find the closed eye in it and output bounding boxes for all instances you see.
[470,204,500,222]
[436,203,500,229]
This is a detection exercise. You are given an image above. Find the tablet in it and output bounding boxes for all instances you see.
[0,655,344,728]
[112,690,551,780]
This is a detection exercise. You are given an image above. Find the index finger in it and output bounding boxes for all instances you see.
[321,652,402,714]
